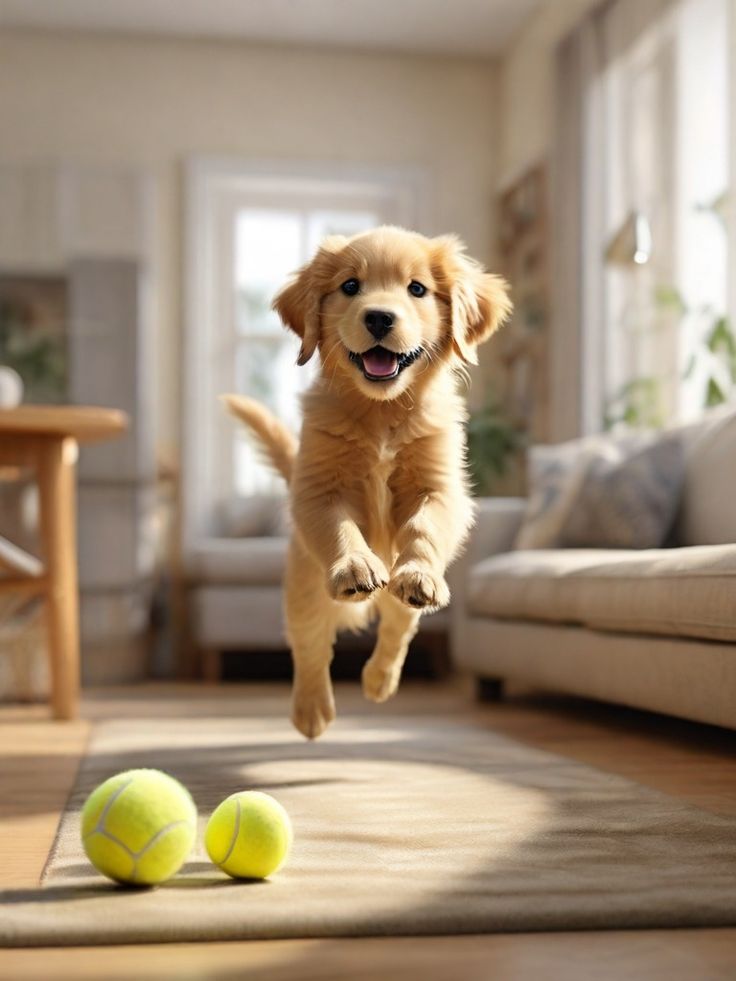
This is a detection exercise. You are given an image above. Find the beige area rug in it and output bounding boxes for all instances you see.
[2,712,736,946]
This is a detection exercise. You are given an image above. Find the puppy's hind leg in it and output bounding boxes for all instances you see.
[285,545,339,740]
[362,590,420,704]
[290,625,338,740]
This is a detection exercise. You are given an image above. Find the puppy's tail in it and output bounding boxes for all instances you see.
[221,394,297,483]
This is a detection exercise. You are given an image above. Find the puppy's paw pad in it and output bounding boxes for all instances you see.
[362,658,400,703]
[291,694,336,740]
[388,565,450,611]
[328,552,388,602]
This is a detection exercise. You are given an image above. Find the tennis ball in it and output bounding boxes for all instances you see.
[81,768,197,886]
[205,791,293,879]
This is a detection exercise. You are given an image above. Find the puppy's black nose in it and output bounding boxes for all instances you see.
[364,309,394,341]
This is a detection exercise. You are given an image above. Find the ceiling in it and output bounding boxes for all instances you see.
[0,0,545,57]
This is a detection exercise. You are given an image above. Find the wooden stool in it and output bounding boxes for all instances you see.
[0,406,127,720]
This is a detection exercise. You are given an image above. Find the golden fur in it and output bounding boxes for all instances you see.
[225,226,511,739]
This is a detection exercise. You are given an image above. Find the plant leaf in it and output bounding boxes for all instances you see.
[654,284,687,315]
[706,376,726,407]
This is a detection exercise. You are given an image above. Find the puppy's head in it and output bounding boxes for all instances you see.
[273,226,511,401]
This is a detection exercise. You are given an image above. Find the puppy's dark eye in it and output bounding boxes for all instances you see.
[408,281,427,298]
[341,278,360,296]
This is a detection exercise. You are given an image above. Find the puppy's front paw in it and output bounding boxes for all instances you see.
[362,657,401,704]
[328,552,388,602]
[388,564,450,611]
[291,689,336,740]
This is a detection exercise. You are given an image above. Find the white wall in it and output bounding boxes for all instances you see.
[0,29,500,452]
[497,0,600,187]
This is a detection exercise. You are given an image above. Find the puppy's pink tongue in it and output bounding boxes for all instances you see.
[362,348,398,377]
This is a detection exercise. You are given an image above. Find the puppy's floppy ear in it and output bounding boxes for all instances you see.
[272,235,349,366]
[431,235,512,365]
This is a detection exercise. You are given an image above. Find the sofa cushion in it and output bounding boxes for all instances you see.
[515,431,685,551]
[187,537,286,586]
[217,495,291,538]
[467,545,736,643]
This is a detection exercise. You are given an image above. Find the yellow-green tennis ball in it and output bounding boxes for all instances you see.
[81,768,197,886]
[205,791,292,879]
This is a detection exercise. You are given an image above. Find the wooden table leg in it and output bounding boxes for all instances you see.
[201,648,223,684]
[36,437,80,721]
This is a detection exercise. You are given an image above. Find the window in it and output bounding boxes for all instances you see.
[673,0,730,421]
[183,160,425,545]
[600,15,678,429]
[584,0,730,432]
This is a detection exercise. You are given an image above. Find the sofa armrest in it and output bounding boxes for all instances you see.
[462,497,526,569]
[447,497,526,661]
[447,497,526,606]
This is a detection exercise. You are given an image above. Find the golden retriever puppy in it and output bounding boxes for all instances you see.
[225,226,510,739]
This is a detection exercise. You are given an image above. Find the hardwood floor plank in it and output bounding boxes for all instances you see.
[2,931,736,981]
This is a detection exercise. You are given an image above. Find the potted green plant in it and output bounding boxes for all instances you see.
[465,393,526,496]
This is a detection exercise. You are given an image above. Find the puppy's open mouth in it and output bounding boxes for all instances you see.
[348,345,423,382]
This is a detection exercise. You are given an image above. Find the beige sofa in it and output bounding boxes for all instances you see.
[450,406,736,730]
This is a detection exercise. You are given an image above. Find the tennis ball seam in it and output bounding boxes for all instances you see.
[135,819,193,860]
[86,820,193,883]
[220,797,242,868]
[82,776,134,843]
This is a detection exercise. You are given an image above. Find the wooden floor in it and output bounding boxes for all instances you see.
[1,679,735,980]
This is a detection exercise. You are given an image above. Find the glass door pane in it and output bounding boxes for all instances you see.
[229,205,380,495]
[234,210,302,336]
